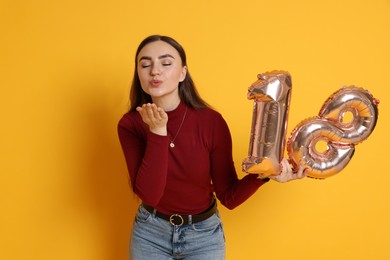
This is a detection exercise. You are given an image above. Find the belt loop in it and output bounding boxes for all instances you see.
[152,208,157,217]
[188,215,193,225]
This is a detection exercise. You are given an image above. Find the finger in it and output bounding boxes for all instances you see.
[143,104,162,121]
[151,105,164,121]
[145,103,155,118]
[137,104,154,124]
[141,104,159,124]
[281,158,292,174]
[296,167,305,179]
[280,159,287,174]
[136,105,146,118]
[157,107,168,119]
[300,168,308,178]
[295,161,307,179]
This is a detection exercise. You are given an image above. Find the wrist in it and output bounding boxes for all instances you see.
[150,127,167,136]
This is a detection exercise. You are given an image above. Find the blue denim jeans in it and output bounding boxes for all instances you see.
[130,204,226,260]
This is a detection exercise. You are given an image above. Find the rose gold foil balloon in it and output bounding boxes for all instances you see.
[287,86,379,179]
[242,70,292,178]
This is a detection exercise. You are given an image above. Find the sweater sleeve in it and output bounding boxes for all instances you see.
[209,113,269,209]
[117,114,170,206]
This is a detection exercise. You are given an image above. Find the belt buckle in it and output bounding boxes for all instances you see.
[169,214,184,227]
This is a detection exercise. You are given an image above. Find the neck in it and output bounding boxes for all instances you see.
[152,96,181,111]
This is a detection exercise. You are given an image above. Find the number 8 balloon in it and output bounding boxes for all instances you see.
[242,71,380,179]
[287,85,379,179]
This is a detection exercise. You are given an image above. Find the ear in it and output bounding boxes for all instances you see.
[179,66,187,82]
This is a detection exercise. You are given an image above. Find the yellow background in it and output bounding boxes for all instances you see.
[1,0,389,259]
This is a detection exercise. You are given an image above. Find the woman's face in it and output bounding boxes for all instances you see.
[137,40,187,104]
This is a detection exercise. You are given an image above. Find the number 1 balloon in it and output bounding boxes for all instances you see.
[242,71,292,178]
[242,71,380,179]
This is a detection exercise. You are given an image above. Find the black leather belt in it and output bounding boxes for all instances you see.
[142,199,217,227]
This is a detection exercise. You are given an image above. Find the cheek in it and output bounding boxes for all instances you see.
[137,70,148,84]
[137,77,150,94]
[139,80,150,93]
[169,69,185,82]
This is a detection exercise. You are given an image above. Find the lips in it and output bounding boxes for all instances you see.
[150,80,162,87]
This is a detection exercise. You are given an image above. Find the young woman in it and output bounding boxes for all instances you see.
[117,35,306,259]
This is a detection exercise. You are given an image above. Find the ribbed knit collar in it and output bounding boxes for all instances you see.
[166,101,187,121]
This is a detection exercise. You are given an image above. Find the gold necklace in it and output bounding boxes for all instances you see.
[169,107,188,148]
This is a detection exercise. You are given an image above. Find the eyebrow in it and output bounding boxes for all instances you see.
[138,54,175,62]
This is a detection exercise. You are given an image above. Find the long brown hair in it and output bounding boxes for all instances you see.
[129,35,210,112]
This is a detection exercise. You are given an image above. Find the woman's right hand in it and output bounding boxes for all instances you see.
[269,158,307,183]
[136,103,168,136]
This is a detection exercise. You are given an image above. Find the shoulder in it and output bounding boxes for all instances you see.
[118,111,144,130]
[193,107,225,121]
[191,107,229,131]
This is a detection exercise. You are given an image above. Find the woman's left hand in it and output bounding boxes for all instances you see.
[269,158,307,183]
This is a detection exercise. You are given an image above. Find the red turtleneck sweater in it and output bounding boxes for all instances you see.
[118,102,268,215]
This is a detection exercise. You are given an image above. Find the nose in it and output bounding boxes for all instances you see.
[150,64,161,76]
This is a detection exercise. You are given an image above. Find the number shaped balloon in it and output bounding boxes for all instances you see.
[287,86,380,179]
[242,70,292,178]
[242,72,380,180]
